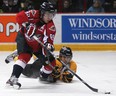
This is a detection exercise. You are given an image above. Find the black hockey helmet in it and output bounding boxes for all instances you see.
[59,46,73,63]
[40,2,57,18]
[59,46,73,57]
[40,2,57,13]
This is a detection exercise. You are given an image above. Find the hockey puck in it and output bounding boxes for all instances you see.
[105,92,111,94]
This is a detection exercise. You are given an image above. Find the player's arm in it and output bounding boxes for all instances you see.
[62,61,77,83]
[16,10,40,26]
[50,59,62,82]
[70,61,77,73]
[43,21,56,51]
[46,21,56,45]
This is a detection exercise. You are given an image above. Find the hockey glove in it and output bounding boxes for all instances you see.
[26,23,36,38]
[44,43,55,52]
[62,71,73,83]
[52,66,61,79]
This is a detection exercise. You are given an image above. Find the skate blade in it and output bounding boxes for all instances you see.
[13,84,21,90]
[5,83,13,88]
[5,83,21,90]
[38,79,52,84]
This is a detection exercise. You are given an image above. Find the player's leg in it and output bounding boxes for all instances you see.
[6,53,32,89]
[35,51,56,82]
[6,32,32,89]
[22,59,42,78]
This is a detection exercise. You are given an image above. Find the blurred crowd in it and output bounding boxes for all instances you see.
[0,0,116,13]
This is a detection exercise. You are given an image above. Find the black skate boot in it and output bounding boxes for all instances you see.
[39,71,49,81]
[6,76,21,89]
[39,71,56,83]
[39,71,52,84]
[47,74,57,83]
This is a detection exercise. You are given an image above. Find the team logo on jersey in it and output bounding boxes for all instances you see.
[49,25,56,31]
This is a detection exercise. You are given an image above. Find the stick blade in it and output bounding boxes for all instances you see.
[98,89,111,94]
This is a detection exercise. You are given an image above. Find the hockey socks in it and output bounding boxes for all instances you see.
[11,64,24,78]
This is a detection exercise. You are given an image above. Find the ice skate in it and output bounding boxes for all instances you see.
[39,71,56,83]
[5,50,18,64]
[38,71,50,83]
[39,72,48,81]
[6,76,21,89]
[47,74,57,83]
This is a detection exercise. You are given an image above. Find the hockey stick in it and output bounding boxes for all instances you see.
[33,35,111,94]
[57,58,111,94]
[33,36,56,70]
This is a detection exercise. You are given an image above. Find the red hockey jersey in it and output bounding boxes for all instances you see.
[16,10,56,52]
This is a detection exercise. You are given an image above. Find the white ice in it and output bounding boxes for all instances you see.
[0,51,116,96]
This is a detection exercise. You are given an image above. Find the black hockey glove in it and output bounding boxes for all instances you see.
[44,43,55,52]
[62,71,73,83]
[52,66,61,79]
[43,54,55,65]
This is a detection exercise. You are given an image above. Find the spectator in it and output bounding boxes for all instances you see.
[0,0,3,6]
[2,0,20,13]
[3,0,8,6]
[18,0,56,11]
[10,0,24,11]
[30,0,48,10]
[0,0,3,12]
[20,0,34,11]
[0,9,3,13]
[86,0,94,10]
[110,0,116,13]
[103,0,113,12]
[86,0,105,13]
[62,0,75,13]
[100,0,105,5]
[71,0,84,12]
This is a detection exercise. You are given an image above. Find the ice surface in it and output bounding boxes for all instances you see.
[0,51,116,96]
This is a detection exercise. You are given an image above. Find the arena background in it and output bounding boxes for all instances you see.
[0,13,116,51]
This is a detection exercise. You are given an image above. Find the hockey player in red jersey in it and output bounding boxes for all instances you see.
[6,2,57,89]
